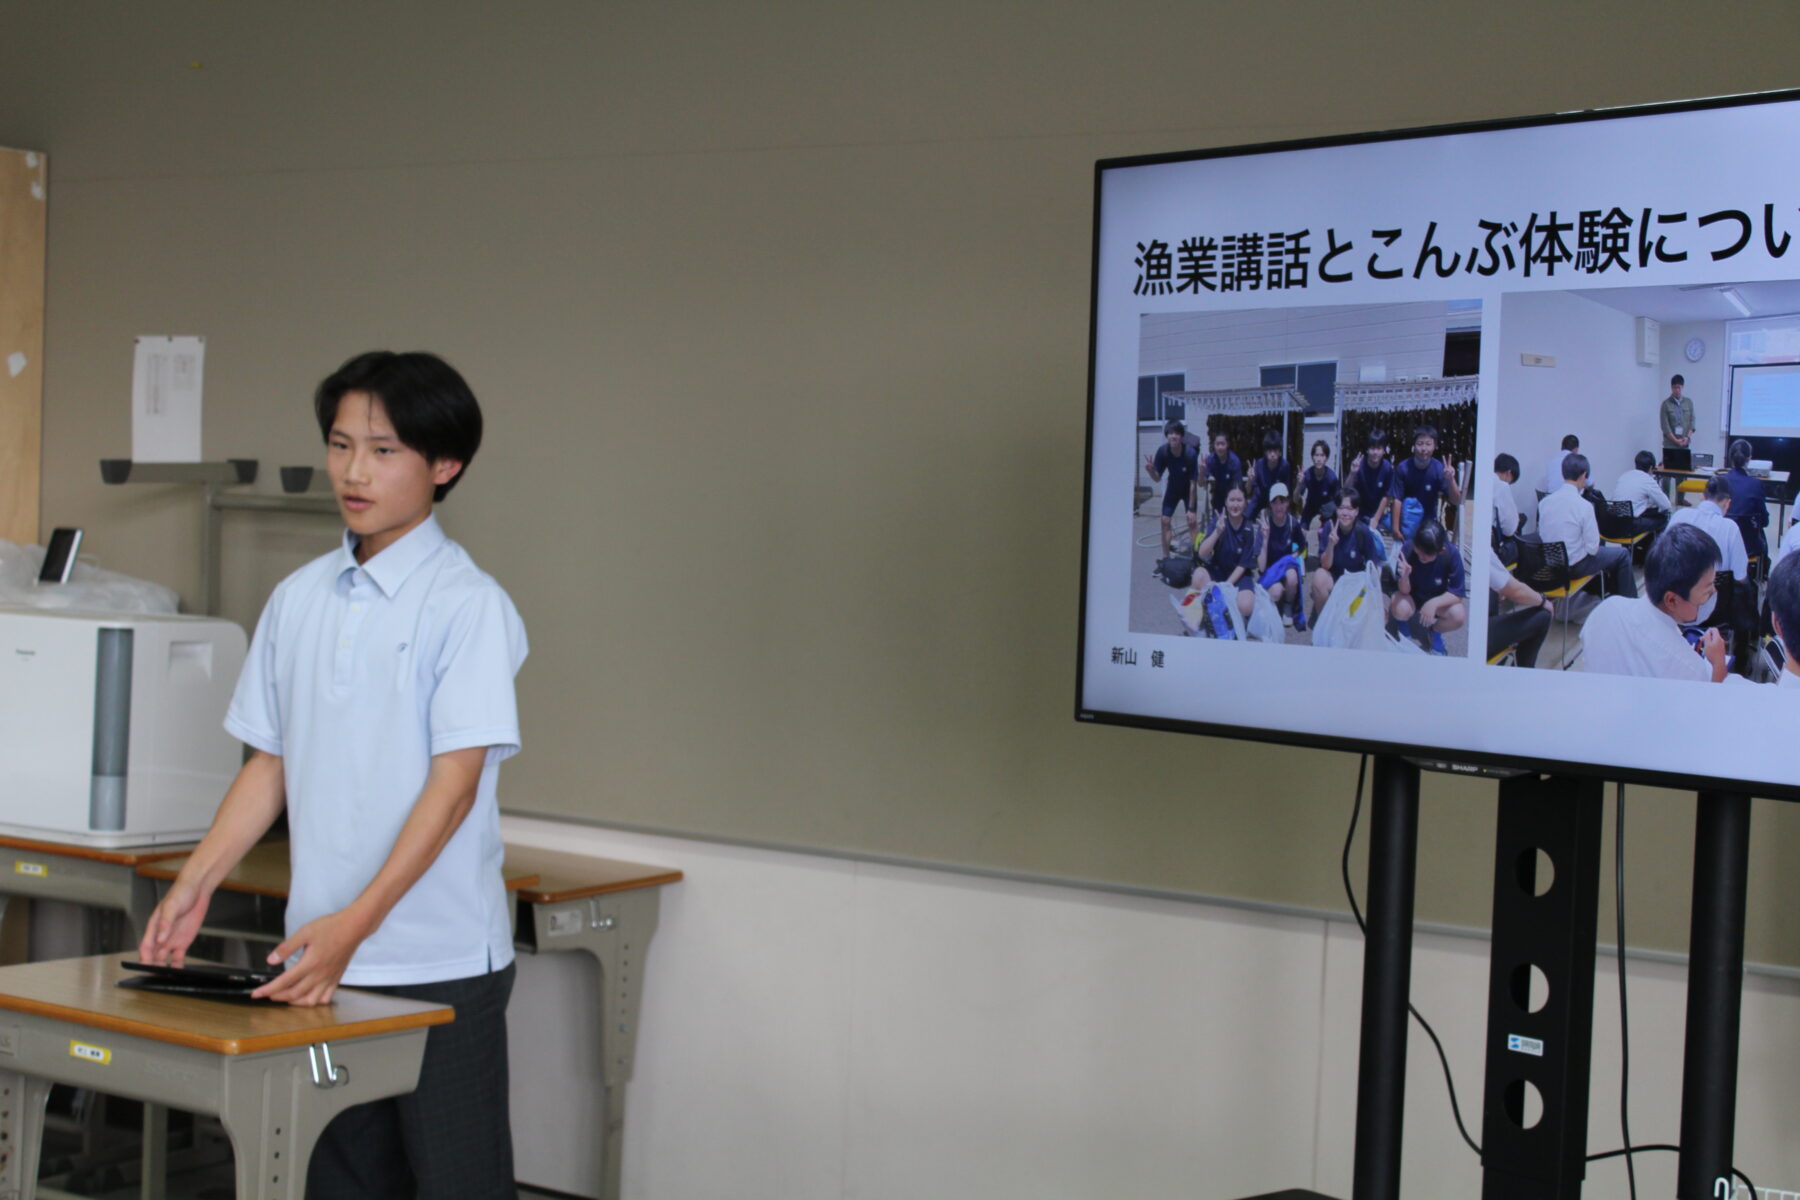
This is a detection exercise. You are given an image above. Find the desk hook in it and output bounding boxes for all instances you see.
[588,898,616,931]
[309,1042,349,1089]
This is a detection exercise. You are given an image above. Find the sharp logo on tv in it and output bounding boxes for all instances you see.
[1078,90,1800,799]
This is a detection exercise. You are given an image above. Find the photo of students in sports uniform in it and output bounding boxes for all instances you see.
[1129,300,1480,656]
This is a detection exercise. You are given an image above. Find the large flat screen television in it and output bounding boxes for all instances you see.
[1077,89,1800,799]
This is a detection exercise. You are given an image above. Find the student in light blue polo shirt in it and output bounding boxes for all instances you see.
[140,351,527,1199]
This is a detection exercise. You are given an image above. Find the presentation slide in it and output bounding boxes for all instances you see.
[1731,363,1800,437]
[1079,93,1800,798]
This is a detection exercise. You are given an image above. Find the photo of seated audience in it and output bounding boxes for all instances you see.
[1488,279,1800,673]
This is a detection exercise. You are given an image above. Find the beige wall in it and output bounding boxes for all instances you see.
[3,2,1798,963]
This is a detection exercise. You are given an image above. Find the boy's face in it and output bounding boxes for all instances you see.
[327,391,463,562]
[1213,436,1230,456]
[1664,567,1716,624]
[1166,430,1184,452]
[1413,435,1435,461]
[1312,447,1328,469]
[1367,444,1385,464]
[1264,447,1281,465]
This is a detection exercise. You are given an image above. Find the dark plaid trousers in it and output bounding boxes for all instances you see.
[306,962,518,1200]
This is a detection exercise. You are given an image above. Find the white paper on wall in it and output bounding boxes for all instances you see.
[131,336,205,462]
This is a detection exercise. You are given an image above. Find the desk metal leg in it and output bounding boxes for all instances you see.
[216,1034,430,1200]
[526,888,662,1200]
[0,1068,51,1200]
[138,1100,167,1200]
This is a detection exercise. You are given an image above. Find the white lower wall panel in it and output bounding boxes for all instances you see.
[502,817,1800,1200]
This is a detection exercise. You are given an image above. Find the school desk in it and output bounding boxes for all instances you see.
[1655,465,1792,529]
[140,841,682,1200]
[0,955,451,1200]
[0,835,198,948]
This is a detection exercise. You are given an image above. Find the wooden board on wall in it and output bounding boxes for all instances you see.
[0,146,45,547]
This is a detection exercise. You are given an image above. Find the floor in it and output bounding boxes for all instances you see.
[89,1162,569,1199]
[53,1114,571,1200]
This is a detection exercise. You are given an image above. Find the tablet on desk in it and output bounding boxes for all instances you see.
[117,960,281,1002]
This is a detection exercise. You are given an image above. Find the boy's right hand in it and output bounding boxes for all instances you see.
[138,879,210,968]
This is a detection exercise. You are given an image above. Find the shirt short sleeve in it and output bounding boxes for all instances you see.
[429,584,529,761]
[224,585,286,756]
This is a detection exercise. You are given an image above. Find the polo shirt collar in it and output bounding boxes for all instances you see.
[336,515,448,598]
[1644,597,1683,635]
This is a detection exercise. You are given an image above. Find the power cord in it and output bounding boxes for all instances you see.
[1340,754,1483,1157]
[1586,1144,1758,1199]
[1586,786,1760,1200]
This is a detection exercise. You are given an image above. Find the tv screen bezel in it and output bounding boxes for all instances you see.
[1075,87,1800,802]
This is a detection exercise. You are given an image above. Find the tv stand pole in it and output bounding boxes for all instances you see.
[1676,790,1751,1200]
[1350,754,1420,1200]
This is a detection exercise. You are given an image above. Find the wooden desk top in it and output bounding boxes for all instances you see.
[500,845,683,904]
[0,834,199,868]
[136,842,541,898]
[0,956,452,1055]
[136,842,681,904]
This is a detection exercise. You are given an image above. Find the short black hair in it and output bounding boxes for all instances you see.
[1412,424,1438,444]
[1366,428,1388,450]
[1729,438,1753,469]
[1334,486,1361,511]
[1163,419,1186,436]
[1560,433,1580,452]
[1560,452,1589,482]
[1634,450,1657,473]
[1671,373,1685,387]
[315,351,483,501]
[1410,520,1445,555]
[1768,552,1800,644]
[1646,523,1718,607]
[1311,439,1330,459]
[1705,473,1733,503]
[1262,430,1283,452]
[1494,452,1519,477]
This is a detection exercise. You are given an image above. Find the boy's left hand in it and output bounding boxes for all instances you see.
[252,909,373,1006]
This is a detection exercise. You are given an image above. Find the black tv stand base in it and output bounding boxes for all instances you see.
[1227,764,1752,1200]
